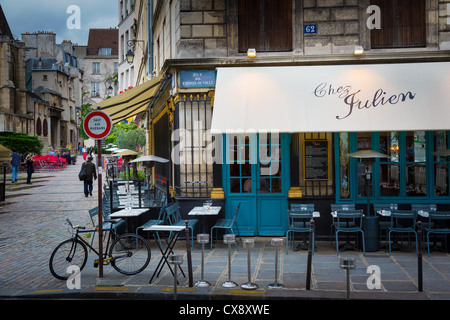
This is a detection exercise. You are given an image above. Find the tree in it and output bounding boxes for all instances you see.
[106,122,146,152]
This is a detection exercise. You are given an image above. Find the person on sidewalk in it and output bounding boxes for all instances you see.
[23,155,34,184]
[10,148,21,183]
[81,156,97,197]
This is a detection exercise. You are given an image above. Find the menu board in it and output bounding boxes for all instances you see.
[304,140,329,180]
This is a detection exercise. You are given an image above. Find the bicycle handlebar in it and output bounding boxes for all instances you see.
[66,218,85,230]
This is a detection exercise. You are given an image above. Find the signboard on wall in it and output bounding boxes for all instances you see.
[180,70,216,88]
[212,62,450,133]
[304,140,329,181]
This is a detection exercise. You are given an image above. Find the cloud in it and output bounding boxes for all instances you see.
[1,0,117,45]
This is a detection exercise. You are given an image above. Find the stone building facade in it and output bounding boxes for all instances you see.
[22,32,83,153]
[0,5,29,135]
[125,0,450,238]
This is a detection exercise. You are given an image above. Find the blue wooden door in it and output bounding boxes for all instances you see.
[223,133,289,236]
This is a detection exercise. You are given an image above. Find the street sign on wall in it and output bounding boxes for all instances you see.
[83,109,113,140]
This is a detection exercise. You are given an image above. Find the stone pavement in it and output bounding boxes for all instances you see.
[1,156,450,303]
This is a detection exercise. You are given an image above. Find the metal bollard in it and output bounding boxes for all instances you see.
[417,221,423,292]
[268,238,284,289]
[241,238,258,290]
[340,257,356,300]
[195,233,211,287]
[306,220,314,290]
[222,234,238,288]
[169,253,183,300]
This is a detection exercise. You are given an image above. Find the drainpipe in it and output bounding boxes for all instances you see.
[148,0,153,78]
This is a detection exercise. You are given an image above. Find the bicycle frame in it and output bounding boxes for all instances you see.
[66,219,125,265]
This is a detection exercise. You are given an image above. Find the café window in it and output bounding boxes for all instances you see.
[370,0,426,48]
[405,131,427,197]
[379,132,400,197]
[336,131,450,202]
[434,131,449,197]
[238,0,292,52]
[174,95,213,198]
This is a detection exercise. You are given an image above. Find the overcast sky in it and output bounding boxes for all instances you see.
[1,0,118,45]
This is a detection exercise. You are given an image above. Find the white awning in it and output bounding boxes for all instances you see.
[211,62,450,133]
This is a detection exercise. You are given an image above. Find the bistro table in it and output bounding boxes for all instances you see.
[188,206,222,234]
[109,208,149,234]
[143,225,186,284]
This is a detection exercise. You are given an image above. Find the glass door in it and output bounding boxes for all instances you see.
[224,133,288,236]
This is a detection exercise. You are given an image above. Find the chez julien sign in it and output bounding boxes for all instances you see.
[211,62,450,133]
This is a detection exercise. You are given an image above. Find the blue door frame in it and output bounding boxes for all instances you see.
[222,133,290,236]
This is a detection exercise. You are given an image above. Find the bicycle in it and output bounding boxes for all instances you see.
[49,218,151,280]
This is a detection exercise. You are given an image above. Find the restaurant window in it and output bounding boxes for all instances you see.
[238,0,292,53]
[379,132,400,197]
[174,95,213,198]
[338,133,350,199]
[357,132,372,198]
[370,0,426,48]
[405,131,427,197]
[433,131,449,197]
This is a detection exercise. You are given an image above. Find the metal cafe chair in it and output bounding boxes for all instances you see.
[373,203,398,248]
[335,209,365,255]
[210,203,241,250]
[388,209,418,256]
[285,208,315,255]
[330,204,355,244]
[424,211,450,257]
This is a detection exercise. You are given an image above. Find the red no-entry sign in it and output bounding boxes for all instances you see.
[83,110,113,140]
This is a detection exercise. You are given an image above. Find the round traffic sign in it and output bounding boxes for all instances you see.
[83,110,113,140]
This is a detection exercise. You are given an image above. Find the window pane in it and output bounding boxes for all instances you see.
[406,164,427,196]
[434,131,449,196]
[271,178,282,193]
[339,133,350,198]
[434,163,449,196]
[406,131,426,162]
[379,131,399,162]
[357,133,372,197]
[230,178,241,193]
[380,163,400,196]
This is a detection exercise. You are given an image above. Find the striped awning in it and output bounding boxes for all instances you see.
[95,75,163,124]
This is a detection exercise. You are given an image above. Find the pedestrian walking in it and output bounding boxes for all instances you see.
[10,148,21,183]
[82,146,87,161]
[23,155,34,184]
[80,156,97,197]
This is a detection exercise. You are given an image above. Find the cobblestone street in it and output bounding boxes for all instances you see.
[0,156,96,291]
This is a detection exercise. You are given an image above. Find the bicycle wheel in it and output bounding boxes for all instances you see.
[49,238,88,280]
[109,233,151,275]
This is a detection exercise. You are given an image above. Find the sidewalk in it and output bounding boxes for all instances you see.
[6,238,450,301]
[0,156,450,301]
